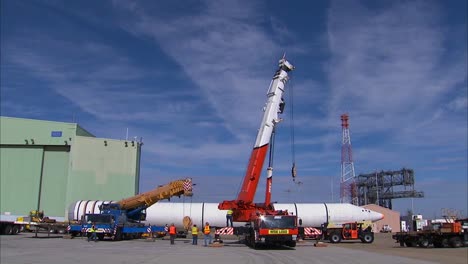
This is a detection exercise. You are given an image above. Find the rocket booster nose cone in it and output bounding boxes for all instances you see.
[370,211,384,221]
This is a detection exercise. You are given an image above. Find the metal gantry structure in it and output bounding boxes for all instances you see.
[355,168,424,209]
[340,114,358,205]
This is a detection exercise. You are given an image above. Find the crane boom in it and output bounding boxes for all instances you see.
[68,179,192,241]
[218,57,294,222]
[118,178,193,210]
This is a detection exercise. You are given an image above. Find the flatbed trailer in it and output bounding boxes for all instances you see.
[393,218,468,248]
[0,215,24,235]
[68,222,165,241]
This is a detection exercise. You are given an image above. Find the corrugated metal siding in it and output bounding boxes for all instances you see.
[0,146,42,215]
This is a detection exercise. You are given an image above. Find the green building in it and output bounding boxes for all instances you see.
[0,116,141,219]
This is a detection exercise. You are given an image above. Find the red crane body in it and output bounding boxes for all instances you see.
[218,57,297,243]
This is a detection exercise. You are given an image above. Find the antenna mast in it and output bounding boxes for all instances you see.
[340,114,357,205]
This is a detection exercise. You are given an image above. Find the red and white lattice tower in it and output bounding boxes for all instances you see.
[340,114,357,205]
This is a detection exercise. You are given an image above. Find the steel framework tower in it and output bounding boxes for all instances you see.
[355,168,424,209]
[340,114,357,204]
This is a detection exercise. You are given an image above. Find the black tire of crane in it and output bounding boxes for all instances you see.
[250,237,257,249]
[449,237,462,248]
[248,228,256,249]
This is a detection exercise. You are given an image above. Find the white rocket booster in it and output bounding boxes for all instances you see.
[68,201,384,228]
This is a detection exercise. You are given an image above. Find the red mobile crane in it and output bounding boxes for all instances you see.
[218,56,297,248]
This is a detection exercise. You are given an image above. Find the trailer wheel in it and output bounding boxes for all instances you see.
[441,238,449,248]
[418,238,429,248]
[361,233,374,243]
[4,225,13,235]
[405,241,417,247]
[329,232,342,243]
[449,237,462,248]
[12,225,20,234]
[433,241,442,248]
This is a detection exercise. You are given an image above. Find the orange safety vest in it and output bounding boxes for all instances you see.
[169,226,176,235]
[204,225,211,235]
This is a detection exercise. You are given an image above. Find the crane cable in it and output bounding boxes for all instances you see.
[288,73,297,182]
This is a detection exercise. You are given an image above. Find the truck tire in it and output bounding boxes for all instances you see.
[12,225,20,235]
[329,232,342,243]
[361,233,374,243]
[113,227,122,241]
[449,237,462,248]
[405,241,417,247]
[97,233,105,241]
[418,238,429,248]
[441,238,449,248]
[433,241,443,248]
[286,241,296,248]
[248,228,256,249]
[4,225,13,235]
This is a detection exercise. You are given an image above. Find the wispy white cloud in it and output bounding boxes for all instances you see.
[2,35,209,126]
[1,0,466,216]
[324,0,467,157]
[112,0,292,138]
[326,0,466,123]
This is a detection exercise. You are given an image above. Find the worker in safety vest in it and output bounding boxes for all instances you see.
[191,224,199,245]
[226,209,233,227]
[87,224,97,242]
[203,222,212,247]
[169,223,176,245]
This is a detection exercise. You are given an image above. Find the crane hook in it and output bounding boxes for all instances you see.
[291,162,297,182]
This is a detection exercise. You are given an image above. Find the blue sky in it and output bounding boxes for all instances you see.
[1,0,467,218]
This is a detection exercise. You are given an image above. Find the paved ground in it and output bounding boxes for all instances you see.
[1,232,466,264]
[332,233,468,264]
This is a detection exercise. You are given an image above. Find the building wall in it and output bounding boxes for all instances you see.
[0,146,43,216]
[363,204,401,232]
[65,136,140,211]
[40,146,71,216]
[0,117,141,219]
[0,116,81,146]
